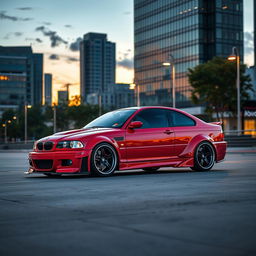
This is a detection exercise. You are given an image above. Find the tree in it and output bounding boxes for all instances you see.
[188,57,253,122]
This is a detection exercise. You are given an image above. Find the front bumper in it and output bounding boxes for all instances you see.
[28,150,90,174]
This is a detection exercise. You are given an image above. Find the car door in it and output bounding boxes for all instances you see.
[125,108,174,162]
[167,110,197,156]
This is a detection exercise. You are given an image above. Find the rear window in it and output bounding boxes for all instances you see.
[168,111,196,127]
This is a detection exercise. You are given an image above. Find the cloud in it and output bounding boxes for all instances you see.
[66,57,79,62]
[69,37,82,51]
[25,37,43,43]
[16,7,33,11]
[65,24,72,28]
[244,31,254,55]
[0,11,33,21]
[14,32,23,37]
[3,32,23,39]
[35,26,68,47]
[43,22,52,26]
[49,54,60,60]
[123,11,131,15]
[117,58,133,70]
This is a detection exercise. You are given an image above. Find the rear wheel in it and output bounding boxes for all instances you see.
[90,143,118,177]
[191,141,215,171]
[143,167,160,172]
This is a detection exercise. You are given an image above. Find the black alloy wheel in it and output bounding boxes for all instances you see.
[191,141,215,171]
[91,143,118,176]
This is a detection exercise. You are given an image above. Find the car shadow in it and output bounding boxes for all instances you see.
[25,168,227,179]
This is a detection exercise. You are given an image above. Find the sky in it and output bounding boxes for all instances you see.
[0,0,254,103]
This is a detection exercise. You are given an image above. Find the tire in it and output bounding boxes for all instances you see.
[90,143,118,177]
[143,167,160,172]
[190,141,215,171]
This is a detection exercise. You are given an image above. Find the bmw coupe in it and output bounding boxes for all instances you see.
[28,106,227,176]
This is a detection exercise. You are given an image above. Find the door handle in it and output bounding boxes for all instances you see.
[164,130,173,135]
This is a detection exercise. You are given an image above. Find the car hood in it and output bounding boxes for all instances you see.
[39,128,120,142]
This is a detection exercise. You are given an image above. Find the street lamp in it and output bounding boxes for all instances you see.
[163,54,176,108]
[228,47,241,134]
[2,122,7,144]
[24,104,32,144]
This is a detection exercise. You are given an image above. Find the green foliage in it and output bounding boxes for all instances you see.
[188,57,253,120]
[1,103,101,141]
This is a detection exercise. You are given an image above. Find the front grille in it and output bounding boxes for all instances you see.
[36,141,54,151]
[44,141,53,150]
[37,142,43,150]
[33,160,53,169]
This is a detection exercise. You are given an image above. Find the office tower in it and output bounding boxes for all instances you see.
[134,0,244,108]
[0,46,43,114]
[58,90,68,105]
[80,32,116,106]
[44,73,52,105]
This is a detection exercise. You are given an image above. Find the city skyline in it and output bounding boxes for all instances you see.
[0,0,254,103]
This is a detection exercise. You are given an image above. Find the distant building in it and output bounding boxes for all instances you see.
[44,73,52,105]
[134,0,244,109]
[0,46,43,115]
[58,90,68,105]
[114,83,135,109]
[80,32,116,108]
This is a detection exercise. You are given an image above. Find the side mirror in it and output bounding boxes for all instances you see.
[128,121,143,129]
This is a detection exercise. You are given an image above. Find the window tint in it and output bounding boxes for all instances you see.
[133,109,168,128]
[168,111,196,127]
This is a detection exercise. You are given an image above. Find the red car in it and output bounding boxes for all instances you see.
[28,106,227,176]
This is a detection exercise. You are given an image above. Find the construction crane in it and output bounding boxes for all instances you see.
[61,82,79,102]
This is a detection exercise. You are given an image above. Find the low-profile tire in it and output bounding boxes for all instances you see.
[190,141,215,171]
[90,143,118,177]
[143,167,160,172]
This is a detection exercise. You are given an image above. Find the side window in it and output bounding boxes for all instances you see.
[168,111,196,127]
[133,109,169,128]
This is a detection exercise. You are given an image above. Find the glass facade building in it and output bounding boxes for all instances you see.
[44,73,52,106]
[80,33,116,106]
[134,0,244,107]
[0,46,43,111]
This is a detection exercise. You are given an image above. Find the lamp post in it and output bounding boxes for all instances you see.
[53,104,57,133]
[228,47,241,134]
[2,122,7,143]
[24,104,32,144]
[163,54,176,108]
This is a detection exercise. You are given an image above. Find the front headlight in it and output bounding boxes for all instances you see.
[57,140,84,149]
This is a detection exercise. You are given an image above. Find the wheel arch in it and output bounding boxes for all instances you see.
[179,134,217,160]
[86,136,120,173]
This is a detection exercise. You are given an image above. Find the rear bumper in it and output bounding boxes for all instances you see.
[213,141,227,162]
[28,150,90,174]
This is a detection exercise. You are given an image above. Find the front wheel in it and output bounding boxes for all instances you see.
[190,141,215,171]
[90,143,118,177]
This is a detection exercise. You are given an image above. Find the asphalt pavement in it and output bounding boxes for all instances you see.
[0,150,256,256]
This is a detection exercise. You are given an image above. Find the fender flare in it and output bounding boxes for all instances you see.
[179,134,215,159]
[85,136,120,173]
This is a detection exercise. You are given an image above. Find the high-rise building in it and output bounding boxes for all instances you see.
[33,53,43,105]
[114,83,135,109]
[58,90,68,105]
[0,46,43,114]
[80,32,116,106]
[44,73,52,106]
[134,0,244,108]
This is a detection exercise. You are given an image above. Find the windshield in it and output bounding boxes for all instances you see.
[84,109,136,129]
